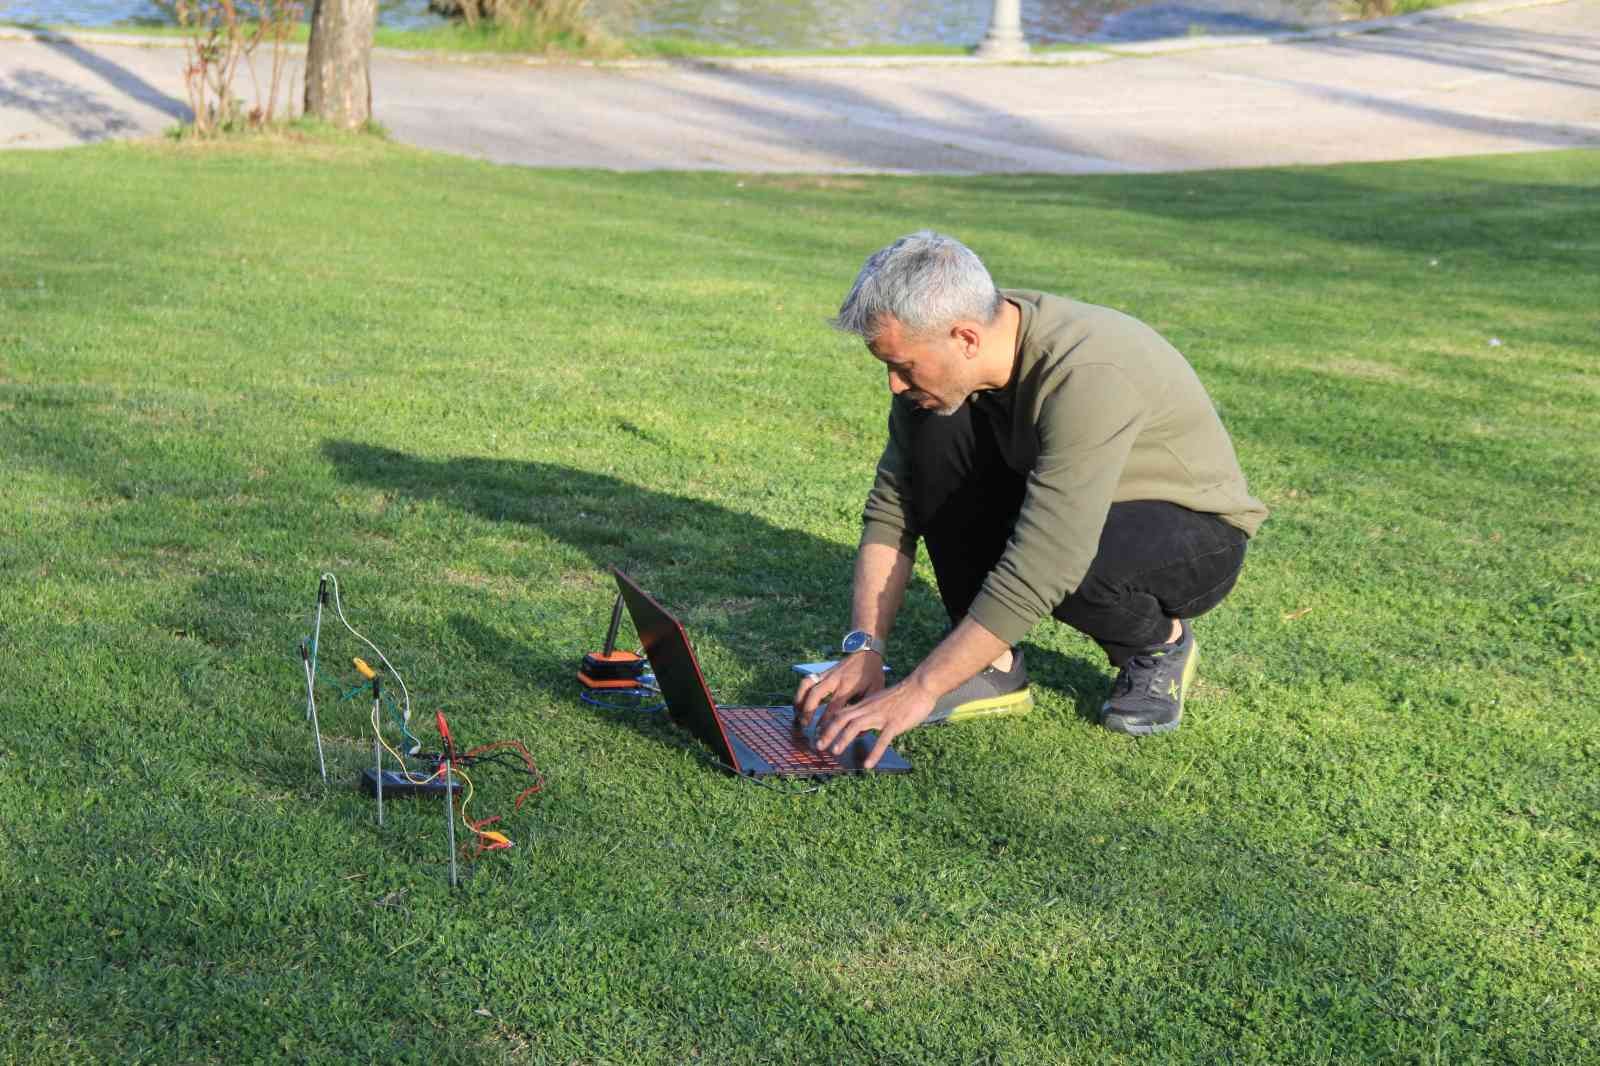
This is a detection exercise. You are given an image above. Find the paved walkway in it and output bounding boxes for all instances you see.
[2,0,1597,172]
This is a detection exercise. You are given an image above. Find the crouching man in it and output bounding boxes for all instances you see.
[796,231,1267,767]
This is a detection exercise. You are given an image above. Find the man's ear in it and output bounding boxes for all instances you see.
[951,322,982,358]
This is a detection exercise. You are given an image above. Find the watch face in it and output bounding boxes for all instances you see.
[843,631,871,654]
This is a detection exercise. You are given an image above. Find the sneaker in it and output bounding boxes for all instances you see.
[925,648,1033,724]
[1100,622,1198,735]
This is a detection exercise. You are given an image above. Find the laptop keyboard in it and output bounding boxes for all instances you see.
[719,706,841,774]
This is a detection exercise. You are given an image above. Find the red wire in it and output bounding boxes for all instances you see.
[462,739,546,813]
[433,734,546,859]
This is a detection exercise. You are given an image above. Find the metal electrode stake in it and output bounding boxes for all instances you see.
[373,674,384,827]
[603,592,625,657]
[444,760,457,888]
[309,577,327,720]
[301,644,328,784]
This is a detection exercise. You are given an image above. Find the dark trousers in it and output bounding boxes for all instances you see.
[909,402,1248,667]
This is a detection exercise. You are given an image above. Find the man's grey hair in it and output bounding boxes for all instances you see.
[832,231,1003,342]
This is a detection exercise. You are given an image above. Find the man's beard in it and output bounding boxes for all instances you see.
[910,388,967,417]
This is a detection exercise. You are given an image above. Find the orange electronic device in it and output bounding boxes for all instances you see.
[578,594,647,690]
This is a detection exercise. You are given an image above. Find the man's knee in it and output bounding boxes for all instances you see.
[1055,571,1128,616]
[1168,542,1247,619]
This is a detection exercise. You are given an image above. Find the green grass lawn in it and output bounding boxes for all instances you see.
[1,136,1596,1064]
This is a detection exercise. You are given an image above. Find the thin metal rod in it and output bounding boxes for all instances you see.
[309,582,325,719]
[602,593,624,656]
[373,732,384,827]
[444,762,458,888]
[303,653,327,784]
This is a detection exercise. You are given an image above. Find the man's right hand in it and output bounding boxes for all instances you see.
[793,651,886,731]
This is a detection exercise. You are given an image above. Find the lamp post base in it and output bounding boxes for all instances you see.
[976,0,1029,60]
[975,34,1031,60]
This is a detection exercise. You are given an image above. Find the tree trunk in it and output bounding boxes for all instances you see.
[305,0,378,129]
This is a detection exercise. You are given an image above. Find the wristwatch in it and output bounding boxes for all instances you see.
[841,630,885,656]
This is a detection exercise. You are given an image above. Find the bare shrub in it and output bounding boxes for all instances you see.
[164,0,305,135]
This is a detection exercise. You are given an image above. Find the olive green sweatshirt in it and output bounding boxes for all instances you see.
[860,289,1268,646]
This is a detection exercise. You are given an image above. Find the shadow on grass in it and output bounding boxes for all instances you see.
[960,163,1600,267]
[445,610,719,768]
[2,437,1584,1061]
[321,439,1119,721]
[319,439,850,607]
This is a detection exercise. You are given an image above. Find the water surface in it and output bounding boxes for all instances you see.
[1,0,1345,45]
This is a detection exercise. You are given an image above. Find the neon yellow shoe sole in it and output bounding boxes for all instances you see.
[942,688,1034,723]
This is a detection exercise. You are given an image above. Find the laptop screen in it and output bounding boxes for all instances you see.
[612,569,739,765]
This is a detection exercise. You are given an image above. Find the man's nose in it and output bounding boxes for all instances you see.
[888,369,909,394]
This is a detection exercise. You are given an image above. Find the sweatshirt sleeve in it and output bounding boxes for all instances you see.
[859,398,920,557]
[966,364,1146,645]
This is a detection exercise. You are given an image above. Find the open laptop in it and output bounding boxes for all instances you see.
[612,568,912,779]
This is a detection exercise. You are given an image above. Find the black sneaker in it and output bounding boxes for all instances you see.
[1100,622,1198,735]
[925,648,1032,725]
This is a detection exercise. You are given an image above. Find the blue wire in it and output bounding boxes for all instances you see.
[579,687,665,713]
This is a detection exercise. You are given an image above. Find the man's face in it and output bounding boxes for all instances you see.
[866,316,972,417]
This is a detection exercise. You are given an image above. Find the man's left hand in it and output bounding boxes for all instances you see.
[814,677,937,769]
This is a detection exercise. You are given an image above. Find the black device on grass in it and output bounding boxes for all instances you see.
[360,767,459,798]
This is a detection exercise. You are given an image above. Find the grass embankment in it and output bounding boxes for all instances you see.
[1,137,1597,1063]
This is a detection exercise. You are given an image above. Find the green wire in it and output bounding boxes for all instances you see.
[383,692,422,752]
[304,649,423,752]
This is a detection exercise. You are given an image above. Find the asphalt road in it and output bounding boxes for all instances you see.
[2,0,1597,173]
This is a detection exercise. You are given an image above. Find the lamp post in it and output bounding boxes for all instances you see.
[976,0,1029,59]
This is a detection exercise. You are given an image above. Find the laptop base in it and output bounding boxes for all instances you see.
[718,705,912,778]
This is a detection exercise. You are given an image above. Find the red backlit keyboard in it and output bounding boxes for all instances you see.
[719,706,842,774]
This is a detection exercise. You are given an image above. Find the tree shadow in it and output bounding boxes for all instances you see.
[0,67,143,141]
[0,34,189,145]
[959,161,1600,277]
[320,439,1118,728]
[622,10,1598,175]
[319,439,868,646]
[444,610,767,780]
[1298,14,1600,94]
[35,35,189,120]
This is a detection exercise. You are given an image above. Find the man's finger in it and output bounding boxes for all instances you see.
[815,701,864,751]
[796,673,833,716]
[864,726,897,770]
[800,675,838,717]
[793,674,820,713]
[823,706,880,755]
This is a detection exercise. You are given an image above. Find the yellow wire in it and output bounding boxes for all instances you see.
[370,698,440,787]
[451,765,511,848]
[364,694,498,848]
[454,764,484,838]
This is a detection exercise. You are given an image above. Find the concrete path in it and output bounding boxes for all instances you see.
[3,0,1598,173]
